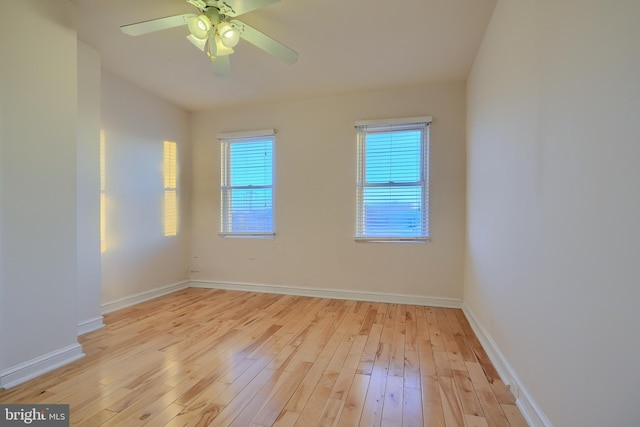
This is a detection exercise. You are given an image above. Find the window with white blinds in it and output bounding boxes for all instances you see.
[355,117,431,241]
[219,130,275,237]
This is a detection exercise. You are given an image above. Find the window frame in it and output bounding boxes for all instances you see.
[354,116,432,242]
[218,129,276,238]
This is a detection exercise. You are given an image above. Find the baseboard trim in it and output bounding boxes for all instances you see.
[0,343,85,389]
[77,315,105,336]
[461,302,553,427]
[189,280,462,308]
[101,280,190,314]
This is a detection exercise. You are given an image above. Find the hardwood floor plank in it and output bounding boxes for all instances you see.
[270,410,300,427]
[293,301,367,426]
[388,305,407,377]
[424,308,446,353]
[465,362,511,427]
[466,335,500,385]
[336,373,370,427]
[381,374,404,423]
[193,366,276,426]
[356,323,384,375]
[403,350,421,391]
[99,384,173,426]
[491,379,516,405]
[437,310,467,373]
[445,309,476,364]
[421,376,446,427]
[171,352,251,406]
[0,289,527,427]
[140,403,184,426]
[438,376,466,427]
[75,409,118,426]
[317,398,344,427]
[452,369,484,418]
[404,305,419,354]
[358,367,387,427]
[239,362,312,427]
[501,404,529,427]
[227,367,291,427]
[433,351,452,378]
[403,306,422,398]
[417,338,437,378]
[358,306,378,336]
[71,388,131,425]
[465,414,490,427]
[402,386,423,427]
[329,334,369,401]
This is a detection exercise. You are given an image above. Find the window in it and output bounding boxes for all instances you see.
[354,116,431,241]
[219,129,275,237]
[164,141,178,236]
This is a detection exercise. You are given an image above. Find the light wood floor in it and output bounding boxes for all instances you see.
[0,288,528,426]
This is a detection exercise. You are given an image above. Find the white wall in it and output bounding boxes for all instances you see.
[465,1,640,426]
[0,0,83,385]
[77,41,103,334]
[191,83,466,301]
[100,72,191,304]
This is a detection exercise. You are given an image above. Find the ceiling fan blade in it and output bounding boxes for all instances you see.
[120,13,196,36]
[231,19,298,64]
[207,0,280,17]
[212,55,231,76]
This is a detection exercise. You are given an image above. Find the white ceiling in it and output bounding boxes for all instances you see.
[75,0,497,111]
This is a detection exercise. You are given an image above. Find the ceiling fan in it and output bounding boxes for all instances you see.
[120,0,299,77]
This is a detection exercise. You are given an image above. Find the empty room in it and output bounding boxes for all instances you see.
[0,0,638,426]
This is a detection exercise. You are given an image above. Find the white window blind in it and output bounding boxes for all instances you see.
[355,117,431,241]
[219,130,275,237]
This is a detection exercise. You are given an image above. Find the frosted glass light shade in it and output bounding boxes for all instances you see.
[187,15,211,40]
[218,22,240,48]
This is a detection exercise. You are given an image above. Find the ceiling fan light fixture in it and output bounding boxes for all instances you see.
[187,14,211,40]
[213,35,235,56]
[186,34,207,51]
[119,0,300,77]
[218,22,240,48]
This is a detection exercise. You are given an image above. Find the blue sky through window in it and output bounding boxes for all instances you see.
[230,140,273,187]
[365,130,421,185]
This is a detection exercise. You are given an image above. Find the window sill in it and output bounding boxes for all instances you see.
[354,237,430,244]
[219,233,275,239]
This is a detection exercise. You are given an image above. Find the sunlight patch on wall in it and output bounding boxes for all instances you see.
[100,130,107,252]
[164,141,178,237]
